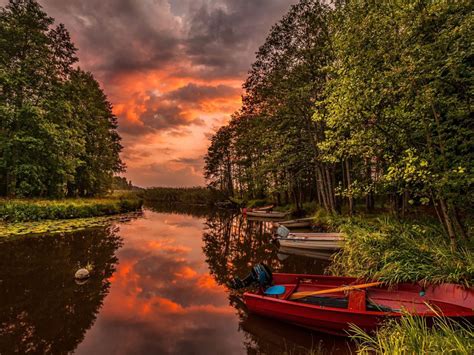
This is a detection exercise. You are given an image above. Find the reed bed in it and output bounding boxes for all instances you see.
[350,313,474,354]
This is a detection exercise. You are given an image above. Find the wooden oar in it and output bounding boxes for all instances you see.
[289,281,383,300]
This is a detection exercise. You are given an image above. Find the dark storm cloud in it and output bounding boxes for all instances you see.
[164,83,240,103]
[41,0,182,79]
[36,0,296,80]
[184,0,296,78]
[18,0,297,139]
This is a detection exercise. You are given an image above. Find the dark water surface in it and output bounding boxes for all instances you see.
[0,206,353,354]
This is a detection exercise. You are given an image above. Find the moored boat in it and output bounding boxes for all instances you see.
[277,232,345,250]
[246,210,290,218]
[243,273,474,336]
[278,246,334,261]
[274,217,313,228]
[242,205,274,214]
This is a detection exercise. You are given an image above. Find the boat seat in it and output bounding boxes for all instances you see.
[348,290,366,311]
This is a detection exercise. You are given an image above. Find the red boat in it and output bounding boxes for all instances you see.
[243,273,474,336]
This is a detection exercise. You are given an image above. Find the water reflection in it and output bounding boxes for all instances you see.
[0,207,351,354]
[75,210,245,354]
[0,226,122,354]
[203,212,330,287]
[202,211,351,354]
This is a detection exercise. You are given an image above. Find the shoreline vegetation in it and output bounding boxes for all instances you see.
[0,195,143,223]
[199,0,472,352]
[140,187,222,206]
[204,0,472,251]
[0,193,143,237]
[0,212,142,238]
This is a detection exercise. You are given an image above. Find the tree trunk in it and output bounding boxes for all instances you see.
[365,158,374,212]
[439,198,457,250]
[451,205,468,241]
[316,166,329,211]
[324,166,336,213]
[345,159,354,216]
[401,190,409,218]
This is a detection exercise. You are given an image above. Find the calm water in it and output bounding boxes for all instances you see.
[0,205,352,354]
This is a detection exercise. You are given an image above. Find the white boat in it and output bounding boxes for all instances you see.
[246,211,290,218]
[274,217,313,228]
[277,232,344,250]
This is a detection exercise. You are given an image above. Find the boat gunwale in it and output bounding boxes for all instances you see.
[244,272,474,318]
[243,291,474,318]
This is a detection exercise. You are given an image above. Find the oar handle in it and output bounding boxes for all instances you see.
[290,281,383,300]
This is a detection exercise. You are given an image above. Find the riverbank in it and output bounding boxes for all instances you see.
[0,195,143,223]
[351,312,474,354]
[317,213,473,287]
[307,211,474,354]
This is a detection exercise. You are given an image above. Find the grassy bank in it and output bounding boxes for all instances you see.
[351,313,474,354]
[0,195,143,222]
[313,211,473,286]
[311,212,474,353]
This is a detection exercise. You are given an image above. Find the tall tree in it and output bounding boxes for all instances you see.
[0,0,124,197]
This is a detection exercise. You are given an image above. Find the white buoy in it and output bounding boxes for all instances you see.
[75,268,90,280]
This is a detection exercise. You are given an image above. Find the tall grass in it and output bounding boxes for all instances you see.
[0,196,143,222]
[350,313,474,354]
[327,216,474,286]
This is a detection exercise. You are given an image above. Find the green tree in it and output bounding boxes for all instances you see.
[0,0,123,197]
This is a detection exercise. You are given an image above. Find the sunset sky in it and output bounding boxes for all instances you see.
[30,0,297,187]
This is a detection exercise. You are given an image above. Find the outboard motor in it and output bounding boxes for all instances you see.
[229,264,273,289]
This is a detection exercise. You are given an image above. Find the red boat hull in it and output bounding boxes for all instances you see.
[243,274,474,336]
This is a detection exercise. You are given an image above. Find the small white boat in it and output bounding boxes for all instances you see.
[275,217,313,228]
[277,232,345,250]
[246,211,290,218]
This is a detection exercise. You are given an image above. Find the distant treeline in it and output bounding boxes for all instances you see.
[142,187,222,205]
[0,0,123,198]
[112,177,138,191]
[204,0,472,246]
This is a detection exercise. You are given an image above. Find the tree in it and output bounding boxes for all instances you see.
[0,0,123,197]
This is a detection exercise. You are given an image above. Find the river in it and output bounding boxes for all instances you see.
[0,205,353,354]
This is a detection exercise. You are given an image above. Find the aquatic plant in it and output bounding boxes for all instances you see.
[0,212,140,238]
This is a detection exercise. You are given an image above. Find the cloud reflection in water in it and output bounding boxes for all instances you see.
[75,210,244,355]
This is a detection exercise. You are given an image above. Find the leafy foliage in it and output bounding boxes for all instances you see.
[0,0,123,198]
[205,0,334,211]
[205,0,473,246]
